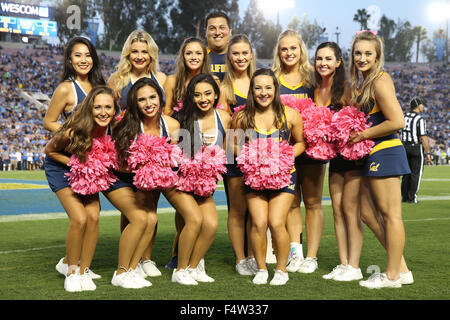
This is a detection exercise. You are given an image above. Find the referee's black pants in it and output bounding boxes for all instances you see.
[401,144,424,203]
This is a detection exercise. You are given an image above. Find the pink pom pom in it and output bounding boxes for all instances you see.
[281,95,315,116]
[331,106,375,160]
[231,104,246,117]
[216,103,225,110]
[128,134,181,190]
[236,138,294,190]
[65,135,119,195]
[177,145,227,197]
[173,100,184,112]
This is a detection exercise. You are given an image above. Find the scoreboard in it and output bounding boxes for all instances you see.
[0,15,57,37]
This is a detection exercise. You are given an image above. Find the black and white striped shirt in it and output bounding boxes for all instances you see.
[401,112,427,144]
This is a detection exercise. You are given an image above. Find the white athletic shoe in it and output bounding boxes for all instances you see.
[246,257,258,274]
[252,269,269,285]
[322,264,347,280]
[140,260,162,277]
[359,273,402,289]
[297,257,318,274]
[235,259,255,276]
[333,265,363,281]
[286,256,304,273]
[400,271,414,285]
[270,270,289,286]
[129,269,152,287]
[188,266,215,282]
[111,271,143,289]
[84,268,101,279]
[64,273,82,292]
[172,269,198,285]
[79,272,96,291]
[56,258,101,279]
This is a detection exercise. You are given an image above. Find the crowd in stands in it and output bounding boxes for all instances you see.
[0,47,448,170]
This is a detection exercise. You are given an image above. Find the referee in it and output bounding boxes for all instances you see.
[400,97,432,203]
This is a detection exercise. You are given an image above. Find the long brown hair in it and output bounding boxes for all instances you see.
[55,86,119,162]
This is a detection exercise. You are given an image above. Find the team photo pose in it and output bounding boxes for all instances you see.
[348,31,412,289]
[273,30,322,273]
[44,86,118,292]
[313,42,365,281]
[219,34,257,275]
[233,68,305,285]
[108,30,167,276]
[43,36,105,280]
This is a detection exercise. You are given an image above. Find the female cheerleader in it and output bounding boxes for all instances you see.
[44,86,118,292]
[108,30,166,276]
[313,42,365,281]
[43,36,105,279]
[162,37,218,270]
[233,68,305,285]
[272,30,322,273]
[172,73,231,283]
[219,34,257,275]
[348,31,412,288]
[104,78,179,289]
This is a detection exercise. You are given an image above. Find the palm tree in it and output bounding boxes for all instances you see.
[412,26,428,63]
[353,9,371,30]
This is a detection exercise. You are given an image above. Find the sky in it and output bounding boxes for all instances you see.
[239,0,449,61]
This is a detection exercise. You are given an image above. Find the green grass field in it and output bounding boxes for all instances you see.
[0,166,449,301]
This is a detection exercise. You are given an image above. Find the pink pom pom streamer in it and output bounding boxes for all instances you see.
[331,106,375,160]
[128,134,182,191]
[236,138,294,190]
[65,135,119,195]
[177,145,227,197]
[280,94,315,116]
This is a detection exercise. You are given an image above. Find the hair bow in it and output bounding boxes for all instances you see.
[356,30,378,36]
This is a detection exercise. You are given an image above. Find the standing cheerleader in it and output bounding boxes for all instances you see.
[43,36,105,279]
[44,86,118,291]
[107,78,180,288]
[348,31,412,288]
[273,30,322,273]
[108,30,166,276]
[313,42,365,281]
[162,37,218,269]
[233,68,305,285]
[219,34,258,275]
[173,73,231,283]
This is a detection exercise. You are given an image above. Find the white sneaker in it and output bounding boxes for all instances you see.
[252,269,269,285]
[286,256,304,273]
[297,257,318,274]
[79,272,96,291]
[85,268,101,280]
[400,271,414,285]
[359,273,402,289]
[333,265,363,281]
[64,273,82,292]
[270,270,289,286]
[246,257,258,274]
[140,260,162,277]
[322,264,346,280]
[111,271,143,289]
[56,257,68,276]
[235,259,255,276]
[129,269,152,287]
[172,268,198,285]
[188,266,215,282]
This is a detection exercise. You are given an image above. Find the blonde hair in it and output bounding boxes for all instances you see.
[172,38,211,108]
[272,29,314,87]
[221,34,256,105]
[112,30,160,98]
[349,31,385,112]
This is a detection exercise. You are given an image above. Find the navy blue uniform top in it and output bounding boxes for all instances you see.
[197,109,226,148]
[62,79,87,120]
[229,84,247,114]
[120,73,166,111]
[279,75,314,99]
